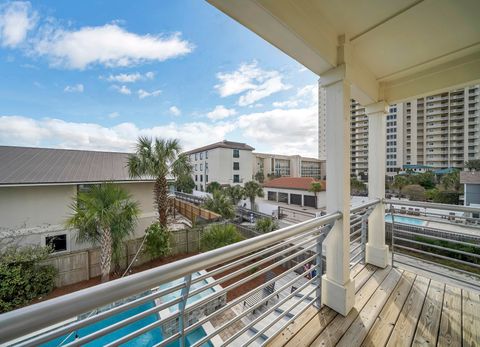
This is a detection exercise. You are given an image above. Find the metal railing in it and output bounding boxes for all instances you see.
[173,191,207,205]
[0,201,391,347]
[386,200,480,288]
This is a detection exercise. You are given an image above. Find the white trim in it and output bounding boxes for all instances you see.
[0,180,161,188]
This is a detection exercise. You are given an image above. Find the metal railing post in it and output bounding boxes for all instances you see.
[314,224,332,309]
[361,215,367,263]
[179,274,192,347]
[390,203,395,268]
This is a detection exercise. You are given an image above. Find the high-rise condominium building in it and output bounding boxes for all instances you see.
[253,153,325,180]
[319,81,480,178]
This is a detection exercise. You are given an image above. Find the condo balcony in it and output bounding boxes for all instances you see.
[1,1,480,346]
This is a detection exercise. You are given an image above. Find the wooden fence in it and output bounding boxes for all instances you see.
[173,198,221,222]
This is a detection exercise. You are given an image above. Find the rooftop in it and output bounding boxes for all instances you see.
[263,177,325,191]
[460,171,480,184]
[0,145,155,186]
[185,140,255,155]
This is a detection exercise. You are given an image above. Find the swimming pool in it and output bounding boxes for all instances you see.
[385,214,427,226]
[158,271,217,313]
[38,301,212,346]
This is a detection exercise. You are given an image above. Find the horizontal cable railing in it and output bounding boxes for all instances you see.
[349,200,379,268]
[387,201,480,288]
[4,199,384,346]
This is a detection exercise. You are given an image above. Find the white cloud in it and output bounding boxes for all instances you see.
[112,85,131,95]
[64,83,84,93]
[107,112,119,119]
[272,84,317,109]
[169,106,181,116]
[0,1,36,47]
[236,106,318,157]
[214,61,290,106]
[0,115,234,152]
[33,24,194,69]
[102,71,155,83]
[137,88,161,99]
[207,105,237,121]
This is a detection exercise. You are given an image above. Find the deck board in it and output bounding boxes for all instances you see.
[269,265,480,347]
[437,285,462,347]
[412,280,445,347]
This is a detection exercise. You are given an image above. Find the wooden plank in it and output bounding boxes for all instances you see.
[310,266,392,346]
[462,289,480,347]
[386,275,430,347]
[437,285,462,347]
[361,271,416,347]
[337,268,403,347]
[269,263,368,347]
[412,280,445,347]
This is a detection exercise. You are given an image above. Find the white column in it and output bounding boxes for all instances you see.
[321,76,354,316]
[365,101,389,268]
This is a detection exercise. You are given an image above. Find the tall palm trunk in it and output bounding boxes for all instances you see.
[250,197,255,211]
[100,225,113,283]
[154,177,169,227]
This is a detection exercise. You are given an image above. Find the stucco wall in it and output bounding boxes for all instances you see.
[465,183,480,206]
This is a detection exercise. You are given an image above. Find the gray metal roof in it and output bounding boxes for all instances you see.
[184,140,254,155]
[0,146,156,186]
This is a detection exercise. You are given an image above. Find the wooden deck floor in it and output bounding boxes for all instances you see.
[268,264,480,347]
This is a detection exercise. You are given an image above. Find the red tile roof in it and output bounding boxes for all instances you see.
[263,177,326,191]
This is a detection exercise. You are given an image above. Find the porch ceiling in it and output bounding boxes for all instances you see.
[207,0,480,104]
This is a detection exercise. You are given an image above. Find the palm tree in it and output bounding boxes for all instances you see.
[67,183,140,282]
[128,137,191,227]
[200,224,243,252]
[224,185,245,205]
[308,182,323,208]
[203,190,235,219]
[441,170,460,191]
[206,181,222,193]
[244,181,264,211]
[392,175,409,194]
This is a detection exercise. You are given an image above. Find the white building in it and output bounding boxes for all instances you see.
[185,140,254,190]
[0,146,160,253]
[253,152,325,180]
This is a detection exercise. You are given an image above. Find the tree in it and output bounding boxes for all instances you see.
[203,190,235,219]
[350,177,367,195]
[441,170,460,192]
[465,159,480,171]
[206,181,222,193]
[254,171,265,183]
[244,181,264,211]
[144,222,172,259]
[200,224,243,252]
[176,175,195,194]
[67,183,140,282]
[401,184,426,201]
[392,175,409,193]
[255,218,279,233]
[128,137,191,227]
[308,182,324,208]
[224,185,245,205]
[412,172,436,190]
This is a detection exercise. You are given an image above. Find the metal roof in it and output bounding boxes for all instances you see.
[0,146,156,186]
[184,140,254,155]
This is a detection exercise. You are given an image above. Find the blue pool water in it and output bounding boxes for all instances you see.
[159,272,216,313]
[385,214,427,226]
[39,301,213,347]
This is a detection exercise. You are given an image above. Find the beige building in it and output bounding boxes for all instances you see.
[319,83,480,179]
[253,152,325,180]
[0,146,160,253]
[185,140,254,190]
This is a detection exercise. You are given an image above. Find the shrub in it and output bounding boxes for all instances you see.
[144,223,172,259]
[401,184,426,201]
[203,191,235,219]
[200,224,244,252]
[255,218,279,233]
[0,246,57,313]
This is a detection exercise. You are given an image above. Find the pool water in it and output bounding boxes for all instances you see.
[158,272,216,313]
[385,214,427,226]
[39,301,212,347]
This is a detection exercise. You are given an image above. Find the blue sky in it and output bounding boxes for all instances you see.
[0,0,319,156]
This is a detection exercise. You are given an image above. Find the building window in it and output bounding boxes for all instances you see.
[200,175,203,182]
[233,162,240,170]
[206,175,208,183]
[205,162,208,170]
[200,164,203,171]
[195,164,198,171]
[233,149,240,158]
[200,152,203,160]
[205,151,208,159]
[195,153,197,160]
[46,234,67,252]
[233,175,240,183]
[195,175,198,182]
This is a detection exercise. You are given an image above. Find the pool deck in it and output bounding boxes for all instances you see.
[267,264,480,347]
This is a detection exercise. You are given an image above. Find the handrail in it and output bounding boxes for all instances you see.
[386,199,480,214]
[0,211,341,344]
